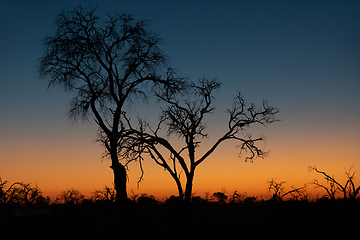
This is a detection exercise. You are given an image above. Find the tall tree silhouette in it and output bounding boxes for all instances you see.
[38,6,183,202]
[123,78,279,202]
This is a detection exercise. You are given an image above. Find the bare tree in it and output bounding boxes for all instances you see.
[38,6,184,202]
[56,188,85,204]
[267,178,308,201]
[267,178,286,201]
[0,178,22,204]
[0,178,49,205]
[91,185,116,202]
[309,166,360,200]
[122,78,279,202]
[17,183,45,205]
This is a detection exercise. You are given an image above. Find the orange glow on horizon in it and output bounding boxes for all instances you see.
[1,113,359,202]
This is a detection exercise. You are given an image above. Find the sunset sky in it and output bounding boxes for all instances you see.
[1,0,359,200]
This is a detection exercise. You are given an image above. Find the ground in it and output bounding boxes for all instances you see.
[1,200,359,239]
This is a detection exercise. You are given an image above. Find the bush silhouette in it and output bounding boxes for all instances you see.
[0,178,49,205]
[136,194,159,205]
[55,188,84,205]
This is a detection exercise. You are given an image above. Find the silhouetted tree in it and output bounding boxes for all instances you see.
[0,178,49,205]
[17,183,44,206]
[267,178,307,201]
[243,196,257,204]
[165,195,182,205]
[38,6,184,202]
[228,191,254,204]
[229,190,245,203]
[56,188,85,204]
[122,78,279,202]
[91,185,116,202]
[309,166,360,200]
[136,194,159,205]
[213,188,228,203]
[0,178,22,204]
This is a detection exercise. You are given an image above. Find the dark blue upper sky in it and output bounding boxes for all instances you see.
[1,0,359,122]
[1,0,359,191]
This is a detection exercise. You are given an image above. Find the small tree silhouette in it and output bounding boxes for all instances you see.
[212,192,228,203]
[136,194,159,205]
[229,190,245,203]
[91,185,116,203]
[17,183,45,206]
[212,188,228,203]
[0,178,22,204]
[0,178,49,205]
[56,188,84,204]
[309,166,360,200]
[267,178,307,201]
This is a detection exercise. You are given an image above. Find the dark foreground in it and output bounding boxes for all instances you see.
[1,200,359,239]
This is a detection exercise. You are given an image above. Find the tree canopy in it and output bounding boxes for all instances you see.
[39,6,184,201]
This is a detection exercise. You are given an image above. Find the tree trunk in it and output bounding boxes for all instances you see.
[110,155,127,202]
[108,135,128,203]
[174,177,184,200]
[184,172,194,202]
[110,162,127,202]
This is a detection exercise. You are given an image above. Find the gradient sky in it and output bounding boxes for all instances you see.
[1,0,359,200]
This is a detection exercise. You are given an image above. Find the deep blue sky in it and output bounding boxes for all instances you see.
[1,1,359,122]
[1,0,359,197]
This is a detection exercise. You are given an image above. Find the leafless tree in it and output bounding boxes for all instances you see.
[267,178,308,201]
[122,78,279,202]
[56,188,85,204]
[309,166,360,200]
[91,185,116,202]
[17,183,45,205]
[38,6,184,202]
[0,178,23,204]
[0,178,49,205]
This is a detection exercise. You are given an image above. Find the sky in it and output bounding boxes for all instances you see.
[1,0,359,200]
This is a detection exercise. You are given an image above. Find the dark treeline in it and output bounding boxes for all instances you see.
[1,171,359,238]
[0,180,357,208]
[1,186,359,239]
[2,166,359,207]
